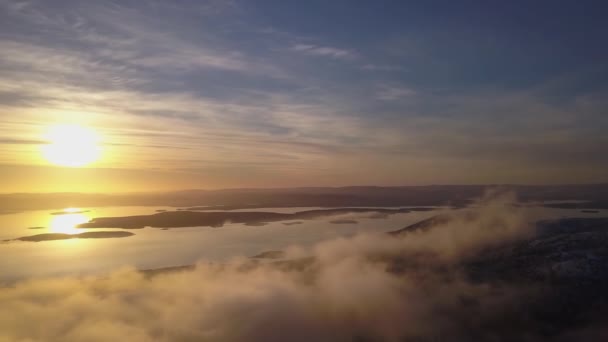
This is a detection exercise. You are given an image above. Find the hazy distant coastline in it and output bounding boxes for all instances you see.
[2,184,608,213]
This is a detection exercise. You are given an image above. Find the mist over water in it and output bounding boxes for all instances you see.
[0,207,447,280]
[2,192,603,341]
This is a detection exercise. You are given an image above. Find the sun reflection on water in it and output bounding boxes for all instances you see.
[49,210,90,234]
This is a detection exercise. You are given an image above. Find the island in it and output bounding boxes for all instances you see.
[50,210,91,216]
[329,219,358,224]
[11,231,134,242]
[78,207,421,229]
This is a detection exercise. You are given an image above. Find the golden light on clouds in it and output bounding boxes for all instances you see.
[41,124,102,167]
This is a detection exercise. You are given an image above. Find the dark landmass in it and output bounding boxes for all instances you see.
[27,226,45,230]
[185,205,437,212]
[581,209,600,213]
[386,214,608,338]
[465,218,608,337]
[185,205,274,211]
[329,219,358,224]
[141,264,196,278]
[283,221,303,226]
[543,200,608,210]
[156,209,167,212]
[50,210,90,216]
[3,184,608,212]
[302,215,608,339]
[296,207,418,217]
[10,231,134,242]
[535,217,608,235]
[251,250,286,259]
[387,214,454,236]
[78,207,421,229]
[80,211,292,229]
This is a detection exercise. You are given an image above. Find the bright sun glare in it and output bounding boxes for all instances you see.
[49,209,90,235]
[41,124,101,167]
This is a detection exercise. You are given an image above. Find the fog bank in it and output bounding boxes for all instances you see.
[0,192,603,341]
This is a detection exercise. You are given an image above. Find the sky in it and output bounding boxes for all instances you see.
[0,0,607,193]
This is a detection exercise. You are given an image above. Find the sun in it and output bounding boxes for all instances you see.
[41,124,102,167]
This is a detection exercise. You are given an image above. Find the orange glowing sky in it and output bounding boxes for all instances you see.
[0,1,607,193]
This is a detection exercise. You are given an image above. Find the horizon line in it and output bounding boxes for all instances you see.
[2,183,608,196]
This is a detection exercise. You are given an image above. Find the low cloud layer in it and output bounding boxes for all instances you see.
[0,193,603,341]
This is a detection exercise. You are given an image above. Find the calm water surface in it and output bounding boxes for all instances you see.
[0,205,606,281]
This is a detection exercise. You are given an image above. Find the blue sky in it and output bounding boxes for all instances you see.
[0,0,607,191]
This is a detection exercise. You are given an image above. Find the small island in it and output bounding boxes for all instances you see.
[581,209,600,213]
[50,210,91,216]
[283,221,303,226]
[12,231,134,242]
[251,250,286,259]
[329,219,358,224]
